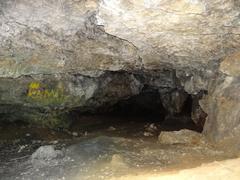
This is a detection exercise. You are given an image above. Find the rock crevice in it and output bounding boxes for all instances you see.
[0,0,240,148]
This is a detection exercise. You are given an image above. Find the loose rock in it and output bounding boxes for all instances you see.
[158,129,204,144]
[72,132,78,137]
[145,123,158,133]
[108,126,117,131]
[31,145,63,161]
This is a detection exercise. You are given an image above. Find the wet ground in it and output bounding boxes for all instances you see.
[0,116,238,180]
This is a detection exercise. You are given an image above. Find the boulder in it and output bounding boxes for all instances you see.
[158,129,204,144]
[201,51,240,148]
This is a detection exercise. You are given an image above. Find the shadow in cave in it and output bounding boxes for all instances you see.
[70,86,204,136]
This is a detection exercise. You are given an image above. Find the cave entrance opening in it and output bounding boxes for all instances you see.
[69,85,204,137]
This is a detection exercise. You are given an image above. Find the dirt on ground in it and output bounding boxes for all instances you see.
[0,116,238,180]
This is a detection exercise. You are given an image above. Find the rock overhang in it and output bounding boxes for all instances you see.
[0,0,240,147]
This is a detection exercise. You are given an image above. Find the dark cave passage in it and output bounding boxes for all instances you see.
[69,85,205,135]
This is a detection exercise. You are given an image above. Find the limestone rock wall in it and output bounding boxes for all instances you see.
[0,0,240,146]
[97,0,240,70]
[201,52,240,146]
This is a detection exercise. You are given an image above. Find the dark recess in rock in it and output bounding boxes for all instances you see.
[0,0,239,149]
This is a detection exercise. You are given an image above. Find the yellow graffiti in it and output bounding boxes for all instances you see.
[27,82,65,104]
[29,82,40,89]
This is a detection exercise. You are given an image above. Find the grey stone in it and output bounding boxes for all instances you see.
[160,89,188,115]
[31,145,63,161]
[191,93,207,128]
[158,129,205,144]
[200,51,240,147]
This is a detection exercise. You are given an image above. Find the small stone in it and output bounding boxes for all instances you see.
[72,132,78,137]
[18,145,27,153]
[108,126,116,131]
[51,140,58,144]
[158,129,204,144]
[31,145,63,161]
[143,131,154,137]
[25,133,31,137]
[145,123,158,132]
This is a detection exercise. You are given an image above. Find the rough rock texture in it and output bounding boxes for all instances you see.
[0,72,143,126]
[158,129,205,144]
[191,93,207,128]
[0,0,141,77]
[110,158,240,180]
[31,145,63,164]
[0,0,240,146]
[160,89,188,115]
[98,0,240,68]
[201,51,240,146]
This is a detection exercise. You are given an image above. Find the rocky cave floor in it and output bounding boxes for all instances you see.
[0,115,238,180]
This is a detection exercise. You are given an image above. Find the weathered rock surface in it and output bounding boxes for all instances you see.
[158,129,205,144]
[31,145,63,161]
[191,93,207,128]
[110,158,240,180]
[201,51,240,146]
[160,89,188,115]
[0,72,144,126]
[0,0,141,78]
[1,0,239,83]
[0,135,230,180]
[0,0,240,148]
[97,0,240,70]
